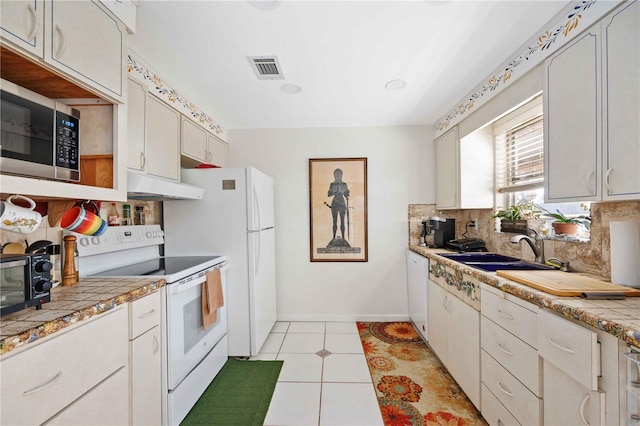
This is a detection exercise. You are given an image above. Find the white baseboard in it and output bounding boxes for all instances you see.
[276,314,411,322]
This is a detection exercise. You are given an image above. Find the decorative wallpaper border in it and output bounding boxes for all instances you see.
[434,0,623,138]
[127,52,228,142]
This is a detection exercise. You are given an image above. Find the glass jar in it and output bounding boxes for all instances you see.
[122,204,132,226]
[135,206,145,225]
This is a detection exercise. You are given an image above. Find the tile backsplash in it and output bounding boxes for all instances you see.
[409,201,640,278]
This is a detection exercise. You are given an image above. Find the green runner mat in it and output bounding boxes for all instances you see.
[181,358,283,426]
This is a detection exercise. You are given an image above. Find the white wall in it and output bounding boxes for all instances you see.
[229,126,433,321]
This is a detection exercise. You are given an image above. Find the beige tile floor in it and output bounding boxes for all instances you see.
[252,321,384,426]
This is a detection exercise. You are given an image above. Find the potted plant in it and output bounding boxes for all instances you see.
[493,202,541,233]
[537,206,590,236]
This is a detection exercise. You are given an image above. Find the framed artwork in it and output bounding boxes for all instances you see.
[309,158,368,262]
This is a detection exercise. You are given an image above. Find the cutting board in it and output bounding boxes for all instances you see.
[496,270,640,297]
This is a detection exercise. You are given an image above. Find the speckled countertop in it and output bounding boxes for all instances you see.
[410,246,640,349]
[0,277,165,356]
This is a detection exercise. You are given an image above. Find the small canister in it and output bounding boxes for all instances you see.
[135,206,145,225]
[122,204,132,226]
[46,244,62,284]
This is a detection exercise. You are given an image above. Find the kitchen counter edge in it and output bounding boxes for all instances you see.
[0,277,166,356]
[409,245,640,349]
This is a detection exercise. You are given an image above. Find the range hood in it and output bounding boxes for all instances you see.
[127,170,204,201]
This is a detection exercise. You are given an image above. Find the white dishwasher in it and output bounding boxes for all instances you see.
[406,250,429,341]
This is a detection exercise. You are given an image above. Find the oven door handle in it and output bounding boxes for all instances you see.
[168,264,228,295]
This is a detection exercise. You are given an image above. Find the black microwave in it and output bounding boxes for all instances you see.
[0,253,52,317]
[0,78,80,182]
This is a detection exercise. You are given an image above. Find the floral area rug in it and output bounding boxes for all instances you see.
[357,322,487,426]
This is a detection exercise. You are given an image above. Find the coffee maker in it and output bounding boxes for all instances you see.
[429,217,455,248]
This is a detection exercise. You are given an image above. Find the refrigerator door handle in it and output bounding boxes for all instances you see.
[255,232,261,276]
[253,186,261,231]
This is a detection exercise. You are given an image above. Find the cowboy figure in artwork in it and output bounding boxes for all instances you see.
[327,168,350,246]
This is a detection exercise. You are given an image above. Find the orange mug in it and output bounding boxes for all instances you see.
[60,201,107,236]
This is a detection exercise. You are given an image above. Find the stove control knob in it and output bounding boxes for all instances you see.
[35,279,52,293]
[34,260,52,273]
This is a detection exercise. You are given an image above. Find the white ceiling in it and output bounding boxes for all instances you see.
[129,0,571,130]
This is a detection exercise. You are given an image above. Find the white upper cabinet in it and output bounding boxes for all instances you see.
[145,94,180,181]
[435,126,494,210]
[44,0,126,102]
[181,117,209,165]
[601,0,640,200]
[544,27,601,202]
[127,78,146,171]
[126,78,181,181]
[435,127,458,209]
[181,117,229,168]
[545,0,640,202]
[0,0,44,56]
[207,133,228,168]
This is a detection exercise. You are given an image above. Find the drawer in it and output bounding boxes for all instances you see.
[0,307,128,426]
[481,316,541,396]
[481,284,538,348]
[481,350,541,426]
[129,290,161,339]
[538,308,599,390]
[481,384,521,426]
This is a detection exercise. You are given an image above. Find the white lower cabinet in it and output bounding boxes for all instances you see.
[543,360,605,426]
[480,283,541,426]
[0,307,128,425]
[406,250,429,340]
[427,279,480,408]
[129,291,162,426]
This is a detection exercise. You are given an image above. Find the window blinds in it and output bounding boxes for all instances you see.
[495,115,544,193]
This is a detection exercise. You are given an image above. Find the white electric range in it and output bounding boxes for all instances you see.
[69,225,228,425]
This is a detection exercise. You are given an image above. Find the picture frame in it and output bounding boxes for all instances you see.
[309,158,368,262]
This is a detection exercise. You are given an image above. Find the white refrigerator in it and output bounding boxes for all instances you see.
[163,167,277,357]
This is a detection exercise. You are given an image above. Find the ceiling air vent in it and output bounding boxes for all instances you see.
[248,56,284,80]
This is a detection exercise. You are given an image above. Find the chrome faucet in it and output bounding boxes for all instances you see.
[511,229,545,264]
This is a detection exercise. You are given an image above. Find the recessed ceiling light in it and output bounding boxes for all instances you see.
[248,0,281,10]
[385,79,407,90]
[281,83,302,94]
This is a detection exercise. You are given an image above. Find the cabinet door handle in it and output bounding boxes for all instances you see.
[497,343,514,356]
[54,24,66,58]
[26,3,39,42]
[23,371,62,395]
[442,296,448,310]
[585,170,596,195]
[497,310,514,321]
[497,382,514,397]
[138,308,155,319]
[604,167,613,193]
[547,336,576,354]
[579,393,591,425]
[140,152,146,170]
[153,334,159,355]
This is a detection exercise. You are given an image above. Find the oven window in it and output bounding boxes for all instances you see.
[183,295,218,354]
[0,263,27,308]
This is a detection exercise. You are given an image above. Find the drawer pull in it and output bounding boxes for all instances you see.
[23,371,62,396]
[497,310,514,320]
[579,393,590,425]
[547,336,576,354]
[138,308,156,319]
[153,334,159,355]
[630,414,640,421]
[497,343,514,356]
[497,382,514,397]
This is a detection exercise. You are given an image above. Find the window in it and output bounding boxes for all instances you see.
[495,95,544,197]
[493,94,590,240]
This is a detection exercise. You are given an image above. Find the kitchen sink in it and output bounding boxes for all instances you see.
[437,253,520,263]
[436,252,554,272]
